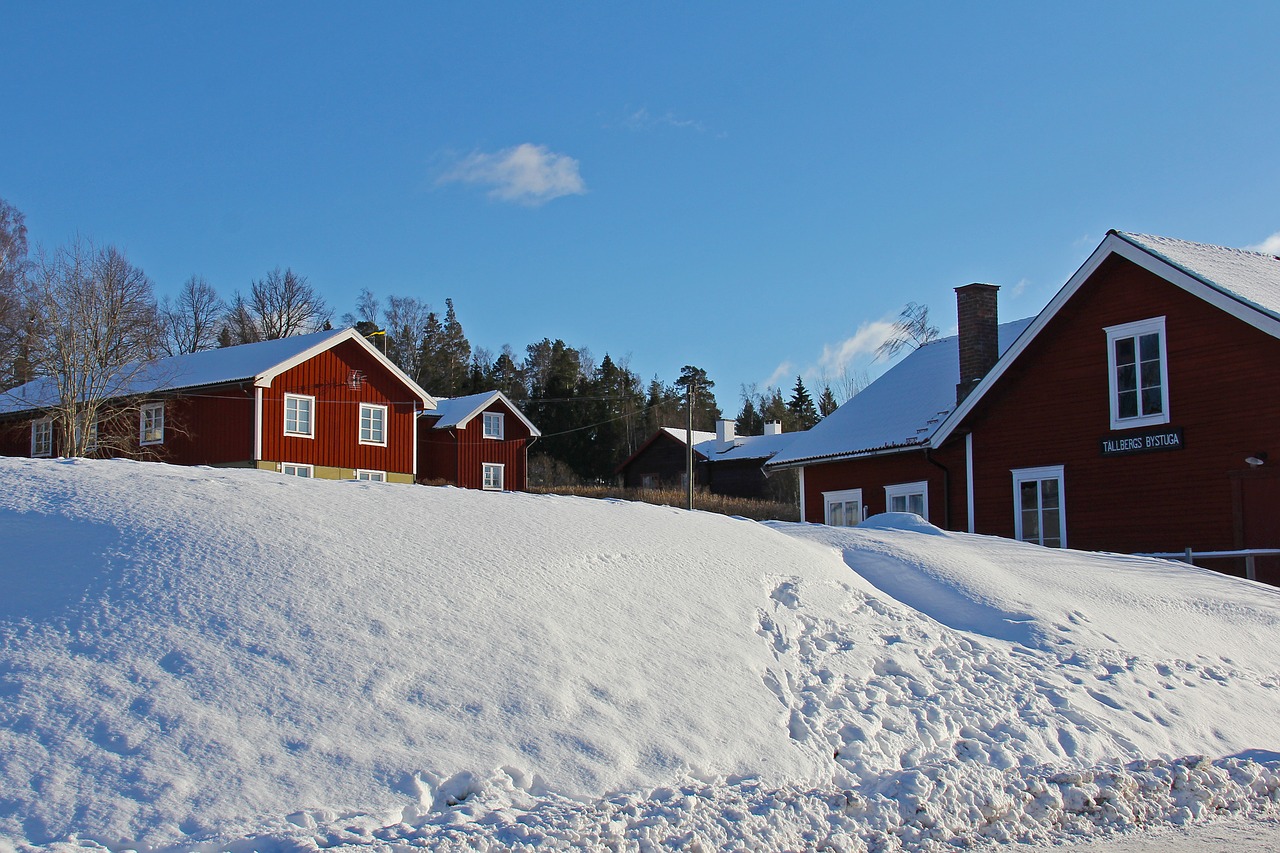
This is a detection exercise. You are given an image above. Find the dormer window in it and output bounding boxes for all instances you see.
[1105,317,1169,430]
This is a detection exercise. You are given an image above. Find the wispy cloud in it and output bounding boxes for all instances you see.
[760,318,898,396]
[621,107,706,134]
[1247,231,1280,255]
[764,360,795,389]
[816,320,898,375]
[438,143,586,206]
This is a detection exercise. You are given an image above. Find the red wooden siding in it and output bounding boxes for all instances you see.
[419,398,532,490]
[800,449,965,528]
[951,253,1280,565]
[617,433,704,489]
[0,388,254,465]
[260,339,420,475]
[161,385,255,465]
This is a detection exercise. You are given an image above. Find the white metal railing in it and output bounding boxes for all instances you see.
[1136,548,1280,582]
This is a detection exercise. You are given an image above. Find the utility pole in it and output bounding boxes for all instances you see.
[686,384,694,511]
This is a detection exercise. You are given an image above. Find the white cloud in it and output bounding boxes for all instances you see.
[623,107,705,133]
[764,360,795,388]
[439,144,586,206]
[1246,231,1280,255]
[816,320,898,375]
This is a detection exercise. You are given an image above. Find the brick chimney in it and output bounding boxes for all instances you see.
[955,283,1000,404]
[763,421,783,436]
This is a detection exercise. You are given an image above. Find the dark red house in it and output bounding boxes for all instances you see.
[769,231,1280,583]
[0,328,436,483]
[418,390,540,491]
[616,420,798,500]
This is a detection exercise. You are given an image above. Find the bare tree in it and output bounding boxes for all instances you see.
[382,294,431,381]
[220,291,262,346]
[0,197,29,389]
[159,274,225,355]
[249,267,331,339]
[875,301,940,362]
[12,239,162,457]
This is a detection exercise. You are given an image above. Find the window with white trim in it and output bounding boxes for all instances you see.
[1012,465,1065,548]
[359,403,386,445]
[282,462,313,478]
[355,469,385,482]
[482,462,504,491]
[284,394,314,437]
[75,417,98,453]
[31,419,53,457]
[1105,317,1169,430]
[823,488,863,527]
[885,481,928,517]
[140,403,165,445]
[482,411,504,439]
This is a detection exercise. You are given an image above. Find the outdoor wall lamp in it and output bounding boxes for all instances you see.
[1245,452,1268,468]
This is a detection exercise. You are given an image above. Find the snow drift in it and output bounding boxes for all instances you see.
[0,458,1277,851]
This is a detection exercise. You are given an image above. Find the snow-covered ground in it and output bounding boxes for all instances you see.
[0,457,1277,852]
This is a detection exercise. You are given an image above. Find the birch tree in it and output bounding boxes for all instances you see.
[17,240,162,457]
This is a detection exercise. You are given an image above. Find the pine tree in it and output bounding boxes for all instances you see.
[817,384,839,418]
[439,298,471,395]
[760,387,788,431]
[736,396,764,436]
[491,345,527,402]
[787,376,820,431]
[675,365,720,431]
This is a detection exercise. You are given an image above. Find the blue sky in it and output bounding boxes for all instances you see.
[4,2,1278,411]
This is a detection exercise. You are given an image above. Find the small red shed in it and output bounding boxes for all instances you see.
[418,391,540,491]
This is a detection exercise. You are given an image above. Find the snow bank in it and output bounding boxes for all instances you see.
[1,459,1278,851]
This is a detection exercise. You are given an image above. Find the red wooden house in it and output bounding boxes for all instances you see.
[418,390,540,491]
[0,328,436,483]
[769,231,1280,584]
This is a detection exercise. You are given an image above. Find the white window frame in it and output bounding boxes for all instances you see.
[1012,465,1066,548]
[140,402,165,446]
[31,418,53,458]
[284,393,315,438]
[1105,317,1170,430]
[482,462,504,491]
[76,417,98,453]
[885,481,928,518]
[281,462,313,478]
[823,488,863,527]
[355,469,385,482]
[359,403,387,446]
[482,411,504,440]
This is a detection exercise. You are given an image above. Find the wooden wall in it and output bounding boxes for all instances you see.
[953,253,1280,564]
[420,398,532,490]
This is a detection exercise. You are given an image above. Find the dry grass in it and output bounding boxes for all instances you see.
[526,484,800,522]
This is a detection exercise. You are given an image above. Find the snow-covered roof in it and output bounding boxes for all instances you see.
[932,231,1280,447]
[1116,231,1280,320]
[423,390,541,436]
[661,427,716,451]
[768,318,1034,468]
[0,328,436,415]
[692,430,800,462]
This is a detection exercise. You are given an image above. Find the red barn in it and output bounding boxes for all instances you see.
[0,328,435,483]
[769,231,1280,584]
[418,391,540,491]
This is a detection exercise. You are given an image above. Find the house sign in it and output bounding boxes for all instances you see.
[1099,427,1184,457]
